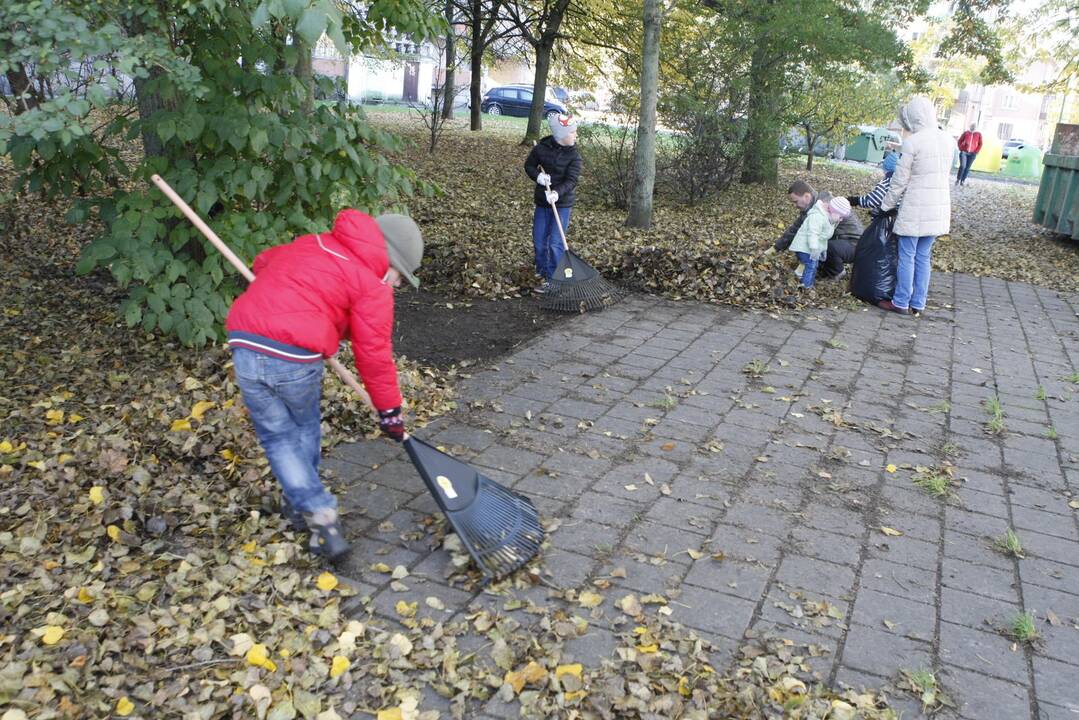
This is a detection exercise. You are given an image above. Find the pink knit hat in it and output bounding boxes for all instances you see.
[828,196,852,218]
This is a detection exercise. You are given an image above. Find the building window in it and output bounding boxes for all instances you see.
[997,122,1013,140]
[1001,94,1017,109]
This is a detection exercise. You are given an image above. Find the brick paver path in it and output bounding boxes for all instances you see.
[329,273,1079,719]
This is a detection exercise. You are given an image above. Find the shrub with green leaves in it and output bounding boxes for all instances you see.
[1,0,442,346]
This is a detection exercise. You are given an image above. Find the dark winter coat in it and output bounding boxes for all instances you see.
[524,136,583,209]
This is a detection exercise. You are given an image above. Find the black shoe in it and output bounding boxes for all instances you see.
[307,515,350,561]
[281,500,307,531]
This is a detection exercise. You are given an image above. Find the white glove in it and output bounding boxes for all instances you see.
[545,190,559,204]
[536,172,551,187]
[763,246,776,256]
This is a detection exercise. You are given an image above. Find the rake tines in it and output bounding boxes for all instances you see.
[404,437,545,579]
[541,250,623,313]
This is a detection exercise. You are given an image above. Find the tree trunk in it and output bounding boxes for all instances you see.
[804,127,815,170]
[523,42,554,144]
[6,64,42,114]
[469,0,484,131]
[626,0,661,229]
[806,145,814,171]
[740,47,781,185]
[441,0,456,120]
[294,38,315,114]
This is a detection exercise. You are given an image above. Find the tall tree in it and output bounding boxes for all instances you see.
[625,0,660,228]
[503,0,573,144]
[455,0,514,131]
[442,0,458,118]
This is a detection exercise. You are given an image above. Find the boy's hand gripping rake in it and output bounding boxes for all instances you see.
[151,174,545,580]
[538,166,622,313]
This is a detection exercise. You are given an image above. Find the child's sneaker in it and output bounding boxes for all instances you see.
[306,508,349,562]
[794,264,804,278]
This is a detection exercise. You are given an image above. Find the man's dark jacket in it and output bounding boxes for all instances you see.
[773,193,862,278]
[524,136,583,209]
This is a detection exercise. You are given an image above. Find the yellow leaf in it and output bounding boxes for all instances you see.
[636,643,659,653]
[880,526,903,537]
[115,696,135,716]
[58,453,74,464]
[68,413,84,423]
[687,548,704,560]
[189,400,215,421]
[0,440,12,453]
[27,460,46,471]
[329,655,350,678]
[316,572,339,592]
[885,464,897,473]
[555,663,583,680]
[1069,500,1079,510]
[77,587,94,603]
[107,525,121,542]
[678,676,691,697]
[45,409,65,425]
[38,625,64,645]
[371,562,392,573]
[578,590,603,608]
[245,643,277,671]
[377,709,403,720]
[504,661,547,693]
[88,486,105,505]
[220,448,235,461]
[395,600,417,618]
[565,690,587,701]
[242,540,257,553]
[170,418,192,432]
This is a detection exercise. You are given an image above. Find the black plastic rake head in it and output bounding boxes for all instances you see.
[541,250,623,313]
[403,437,544,579]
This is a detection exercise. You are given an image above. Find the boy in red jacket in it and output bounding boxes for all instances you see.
[226,210,424,561]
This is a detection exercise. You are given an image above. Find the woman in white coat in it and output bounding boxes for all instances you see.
[879,96,954,316]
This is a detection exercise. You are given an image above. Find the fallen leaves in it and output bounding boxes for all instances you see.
[316,571,339,591]
[880,526,903,537]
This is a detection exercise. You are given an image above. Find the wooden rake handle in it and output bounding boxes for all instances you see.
[537,164,569,252]
[150,173,377,413]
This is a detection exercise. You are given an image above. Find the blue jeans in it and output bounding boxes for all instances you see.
[231,347,335,513]
[794,251,819,288]
[893,235,935,310]
[532,206,571,279]
[957,151,977,184]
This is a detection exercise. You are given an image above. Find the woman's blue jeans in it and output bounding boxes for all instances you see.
[893,235,936,310]
[532,206,571,279]
[231,347,335,514]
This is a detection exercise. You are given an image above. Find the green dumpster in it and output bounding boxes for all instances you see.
[1033,123,1079,240]
[845,128,890,164]
[1002,145,1043,179]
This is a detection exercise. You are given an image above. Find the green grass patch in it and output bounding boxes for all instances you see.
[913,465,957,500]
[1008,611,1039,644]
[1034,386,1047,401]
[742,359,767,378]
[984,397,1006,435]
[994,528,1024,558]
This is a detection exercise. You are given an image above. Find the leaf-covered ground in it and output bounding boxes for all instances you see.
[384,113,1079,307]
[3,113,1072,719]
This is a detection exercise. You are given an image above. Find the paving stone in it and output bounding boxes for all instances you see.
[945,666,1033,720]
[669,583,758,640]
[941,556,1020,603]
[850,587,937,642]
[939,620,1031,684]
[775,554,857,601]
[866,532,940,572]
[840,626,933,678]
[860,558,937,606]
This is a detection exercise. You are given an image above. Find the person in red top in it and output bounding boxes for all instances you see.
[956,123,982,186]
[226,210,424,561]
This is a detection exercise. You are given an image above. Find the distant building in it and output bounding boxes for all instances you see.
[312,35,439,105]
[948,62,1065,150]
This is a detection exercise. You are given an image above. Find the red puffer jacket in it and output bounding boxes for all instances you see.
[225,209,402,411]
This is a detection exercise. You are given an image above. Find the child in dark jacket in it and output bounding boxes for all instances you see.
[847,152,898,215]
[524,114,582,293]
[226,210,424,561]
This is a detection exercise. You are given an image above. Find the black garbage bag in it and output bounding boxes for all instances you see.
[849,212,898,305]
[818,236,856,278]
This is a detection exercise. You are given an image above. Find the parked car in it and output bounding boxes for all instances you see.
[1002,138,1028,159]
[480,84,566,118]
